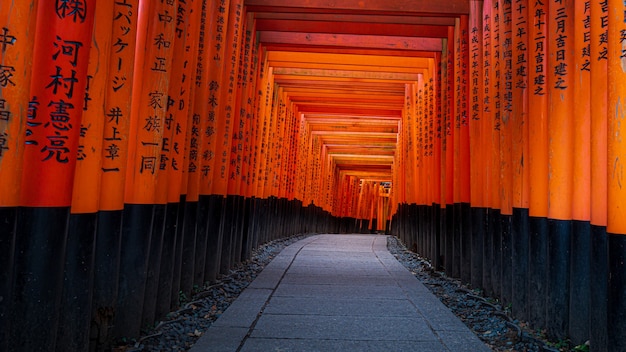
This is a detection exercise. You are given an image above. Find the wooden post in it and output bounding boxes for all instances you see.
[607,0,626,349]
[511,0,530,322]
[0,1,38,349]
[13,1,96,349]
[527,0,549,331]
[589,0,609,348]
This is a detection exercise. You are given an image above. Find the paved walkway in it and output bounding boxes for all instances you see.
[189,234,491,352]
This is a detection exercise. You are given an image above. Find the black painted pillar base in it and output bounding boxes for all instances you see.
[460,203,472,285]
[608,233,626,351]
[470,207,485,290]
[156,202,180,319]
[444,204,453,275]
[171,195,186,311]
[10,207,69,351]
[433,205,442,271]
[90,210,123,351]
[511,208,529,321]
[194,196,210,287]
[0,207,16,351]
[590,225,608,352]
[491,209,502,299]
[142,204,166,329]
[219,195,236,275]
[482,208,494,297]
[500,214,512,306]
[546,219,571,340]
[56,212,97,352]
[452,203,461,278]
[113,204,154,340]
[528,216,548,330]
[204,195,224,283]
[179,200,197,301]
[569,220,591,345]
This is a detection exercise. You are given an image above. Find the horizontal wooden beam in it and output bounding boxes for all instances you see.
[270,61,426,74]
[273,67,422,80]
[260,31,443,51]
[253,12,457,26]
[262,44,439,57]
[267,51,432,68]
[244,0,470,16]
[255,19,449,37]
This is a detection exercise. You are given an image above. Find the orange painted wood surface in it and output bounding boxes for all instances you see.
[0,0,38,207]
[607,0,626,234]
[547,1,574,221]
[572,0,591,222]
[19,0,96,207]
[99,0,140,211]
[590,0,608,227]
[71,0,115,213]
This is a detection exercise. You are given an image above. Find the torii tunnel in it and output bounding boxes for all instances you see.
[2,0,626,351]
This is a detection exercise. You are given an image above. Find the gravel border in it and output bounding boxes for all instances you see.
[386,235,586,352]
[115,233,313,352]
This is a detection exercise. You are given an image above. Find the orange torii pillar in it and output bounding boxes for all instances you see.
[546,0,574,340]
[607,0,626,349]
[469,0,485,290]
[569,0,592,344]
[589,0,609,348]
[498,0,514,307]
[116,0,176,339]
[60,1,116,349]
[488,0,503,299]
[162,0,201,317]
[81,0,141,347]
[7,0,95,350]
[480,0,494,297]
[211,0,245,276]
[0,1,37,349]
[510,0,530,323]
[527,0,549,330]
[443,26,456,276]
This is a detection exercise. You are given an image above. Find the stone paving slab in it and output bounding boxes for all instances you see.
[240,338,449,352]
[263,296,417,316]
[190,234,491,352]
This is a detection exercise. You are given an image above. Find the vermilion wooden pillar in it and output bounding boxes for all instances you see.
[60,2,114,349]
[488,0,502,298]
[589,0,609,348]
[469,0,484,290]
[511,0,530,322]
[527,0,549,330]
[569,0,592,344]
[12,0,95,350]
[546,0,574,340]
[607,0,626,349]
[0,1,38,349]
[481,0,494,296]
[89,0,139,349]
[498,0,514,307]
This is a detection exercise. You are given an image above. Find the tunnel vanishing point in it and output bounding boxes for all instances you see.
[1,0,626,351]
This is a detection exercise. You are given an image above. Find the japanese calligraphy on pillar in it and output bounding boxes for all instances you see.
[502,0,513,119]
[201,0,230,193]
[165,0,198,204]
[214,0,243,195]
[71,1,116,213]
[552,0,569,90]
[514,0,528,90]
[532,0,547,96]
[125,0,176,204]
[20,0,95,207]
[0,1,37,206]
[492,0,502,131]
